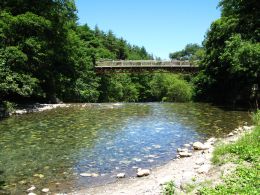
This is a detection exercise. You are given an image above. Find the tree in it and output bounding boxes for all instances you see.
[194,0,260,105]
[169,43,204,62]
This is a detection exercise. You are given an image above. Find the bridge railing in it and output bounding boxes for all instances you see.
[96,60,196,67]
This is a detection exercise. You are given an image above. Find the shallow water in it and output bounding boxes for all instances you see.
[0,103,250,194]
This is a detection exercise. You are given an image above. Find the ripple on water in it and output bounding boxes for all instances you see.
[0,103,250,194]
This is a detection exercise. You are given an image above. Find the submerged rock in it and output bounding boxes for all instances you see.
[137,169,150,177]
[41,188,50,193]
[91,173,99,177]
[177,148,188,152]
[183,144,191,147]
[27,185,36,192]
[116,173,126,178]
[28,193,37,195]
[80,173,92,177]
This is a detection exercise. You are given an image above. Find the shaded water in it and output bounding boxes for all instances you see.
[0,103,250,194]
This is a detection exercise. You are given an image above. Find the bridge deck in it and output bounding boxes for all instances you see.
[95,60,199,73]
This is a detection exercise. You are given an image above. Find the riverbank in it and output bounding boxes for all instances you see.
[69,125,256,195]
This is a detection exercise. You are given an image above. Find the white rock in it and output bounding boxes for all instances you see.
[116,173,126,178]
[206,137,216,144]
[91,173,99,177]
[184,144,191,147]
[80,173,92,177]
[243,125,254,131]
[41,188,50,193]
[193,142,209,150]
[137,169,150,177]
[28,193,37,195]
[179,151,192,157]
[27,185,36,192]
[228,132,234,137]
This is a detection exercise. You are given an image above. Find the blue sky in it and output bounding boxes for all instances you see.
[75,0,221,59]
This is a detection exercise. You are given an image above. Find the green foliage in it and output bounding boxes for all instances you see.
[150,74,194,102]
[0,0,155,104]
[200,127,260,195]
[0,49,39,100]
[163,181,175,195]
[2,101,16,113]
[194,0,260,105]
[199,166,259,195]
[212,127,260,165]
[169,43,204,61]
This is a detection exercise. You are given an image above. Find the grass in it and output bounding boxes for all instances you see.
[199,124,260,195]
[163,181,175,195]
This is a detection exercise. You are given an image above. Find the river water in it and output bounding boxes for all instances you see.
[0,103,251,194]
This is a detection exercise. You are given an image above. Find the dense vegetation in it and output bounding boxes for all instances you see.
[194,0,260,106]
[0,0,193,109]
[169,43,204,63]
[0,0,259,108]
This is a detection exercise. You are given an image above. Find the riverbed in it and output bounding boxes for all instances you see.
[0,103,250,194]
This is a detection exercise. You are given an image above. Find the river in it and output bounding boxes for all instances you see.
[0,103,251,194]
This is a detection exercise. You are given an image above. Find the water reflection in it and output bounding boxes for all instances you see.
[0,103,250,194]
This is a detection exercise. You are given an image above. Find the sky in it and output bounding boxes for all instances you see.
[75,0,221,59]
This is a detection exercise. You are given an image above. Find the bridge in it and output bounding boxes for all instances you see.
[95,60,199,73]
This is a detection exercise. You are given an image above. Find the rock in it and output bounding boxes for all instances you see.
[206,137,216,144]
[228,132,234,137]
[179,151,192,157]
[27,185,36,192]
[197,165,211,174]
[41,188,49,193]
[177,148,188,152]
[184,144,191,147]
[116,173,126,178]
[193,142,209,150]
[28,193,37,195]
[243,125,255,131]
[91,173,99,177]
[80,173,92,177]
[137,169,150,177]
[33,173,44,178]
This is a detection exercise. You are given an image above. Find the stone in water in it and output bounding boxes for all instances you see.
[117,173,126,178]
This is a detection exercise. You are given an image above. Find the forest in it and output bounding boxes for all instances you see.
[0,0,259,109]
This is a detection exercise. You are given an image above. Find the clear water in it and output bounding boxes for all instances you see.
[0,103,250,194]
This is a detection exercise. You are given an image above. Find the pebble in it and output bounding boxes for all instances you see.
[80,173,92,177]
[179,151,192,157]
[27,185,36,192]
[116,173,126,178]
[41,188,50,193]
[28,193,37,195]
